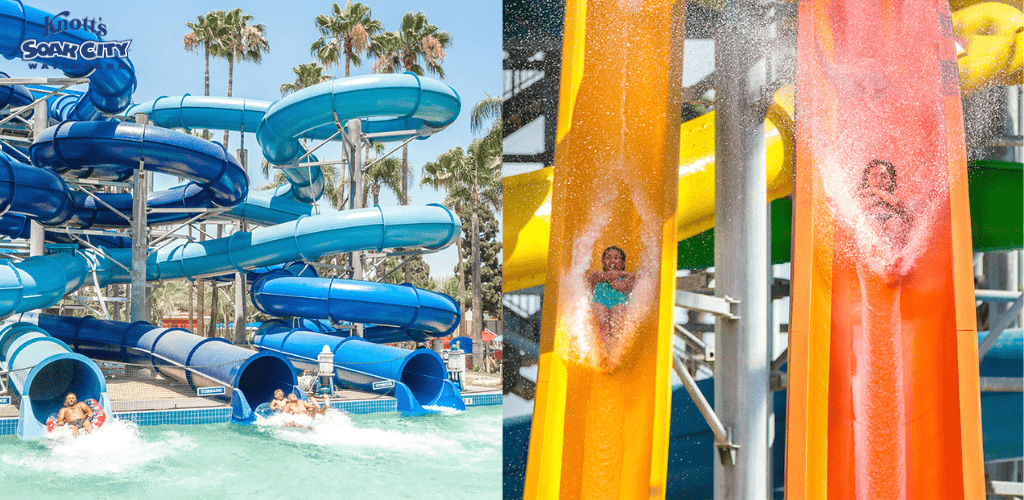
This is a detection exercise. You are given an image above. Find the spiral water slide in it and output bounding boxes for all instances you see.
[0,1,465,434]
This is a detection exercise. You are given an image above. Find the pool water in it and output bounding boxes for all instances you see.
[0,405,501,499]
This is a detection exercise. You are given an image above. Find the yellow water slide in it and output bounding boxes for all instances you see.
[503,1,1022,293]
[522,0,684,497]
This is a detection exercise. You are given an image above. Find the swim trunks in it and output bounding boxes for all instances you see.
[69,418,87,429]
[593,280,629,308]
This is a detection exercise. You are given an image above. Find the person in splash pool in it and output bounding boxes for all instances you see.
[858,159,911,247]
[269,389,287,412]
[587,246,637,340]
[56,392,93,436]
[282,393,329,418]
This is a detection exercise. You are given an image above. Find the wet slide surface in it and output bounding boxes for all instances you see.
[786,1,984,499]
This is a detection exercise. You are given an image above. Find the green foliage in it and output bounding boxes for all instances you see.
[370,12,451,77]
[457,204,502,316]
[379,255,438,291]
[311,1,384,77]
[280,62,332,96]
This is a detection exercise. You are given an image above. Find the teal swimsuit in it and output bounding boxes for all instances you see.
[593,279,630,308]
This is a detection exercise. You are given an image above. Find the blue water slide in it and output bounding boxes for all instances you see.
[253,320,465,414]
[0,0,136,121]
[257,73,460,203]
[250,266,460,343]
[0,71,34,116]
[20,313,299,424]
[0,205,460,317]
[0,321,111,439]
[27,121,247,225]
[124,94,326,205]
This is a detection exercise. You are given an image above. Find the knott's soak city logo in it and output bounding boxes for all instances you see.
[20,11,131,70]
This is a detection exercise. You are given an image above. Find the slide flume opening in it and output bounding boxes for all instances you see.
[26,355,102,426]
[235,353,297,408]
[400,350,448,406]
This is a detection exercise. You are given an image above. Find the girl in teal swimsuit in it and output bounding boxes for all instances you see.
[587,246,637,342]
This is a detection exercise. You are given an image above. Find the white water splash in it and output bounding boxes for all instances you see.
[256,410,462,456]
[1,418,195,476]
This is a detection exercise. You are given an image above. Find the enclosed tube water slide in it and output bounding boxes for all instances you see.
[0,205,460,317]
[253,322,465,414]
[14,313,298,424]
[126,72,461,212]
[0,321,111,439]
[785,1,985,498]
[250,265,461,344]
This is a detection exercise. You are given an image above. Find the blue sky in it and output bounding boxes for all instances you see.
[15,0,501,281]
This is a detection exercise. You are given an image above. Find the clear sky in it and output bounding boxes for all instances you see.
[15,0,501,281]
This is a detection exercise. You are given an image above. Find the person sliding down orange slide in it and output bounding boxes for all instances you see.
[785,0,985,499]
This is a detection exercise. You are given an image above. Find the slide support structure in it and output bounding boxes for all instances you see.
[131,111,149,322]
[713,1,772,499]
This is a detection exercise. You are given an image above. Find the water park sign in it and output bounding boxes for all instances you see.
[0,397,10,405]
[20,11,130,66]
[371,380,395,391]
[197,386,225,397]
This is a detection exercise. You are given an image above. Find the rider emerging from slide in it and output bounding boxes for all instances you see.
[57,392,93,436]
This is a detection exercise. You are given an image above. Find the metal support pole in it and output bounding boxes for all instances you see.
[714,1,773,498]
[130,113,150,323]
[347,118,364,338]
[29,99,47,257]
[232,221,248,344]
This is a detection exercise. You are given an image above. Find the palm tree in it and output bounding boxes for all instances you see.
[183,11,227,142]
[362,157,403,207]
[184,11,229,336]
[219,8,269,149]
[279,62,332,96]
[470,95,501,135]
[421,147,469,337]
[372,12,452,282]
[311,2,384,77]
[370,12,452,77]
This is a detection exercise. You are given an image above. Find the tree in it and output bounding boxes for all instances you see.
[421,117,502,366]
[372,12,453,283]
[184,12,227,141]
[370,12,452,77]
[470,95,501,135]
[456,203,501,317]
[422,146,469,336]
[279,62,331,96]
[362,156,403,207]
[183,10,228,336]
[311,2,384,77]
[219,8,269,149]
[379,255,437,291]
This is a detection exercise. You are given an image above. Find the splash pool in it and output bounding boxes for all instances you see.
[0,406,500,499]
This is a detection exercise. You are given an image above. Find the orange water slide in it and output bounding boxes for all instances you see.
[785,1,985,499]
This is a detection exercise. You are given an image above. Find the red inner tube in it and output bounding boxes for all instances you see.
[46,398,106,433]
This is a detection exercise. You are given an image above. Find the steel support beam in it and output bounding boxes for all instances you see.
[29,99,47,257]
[713,0,773,497]
[130,113,150,322]
[347,118,364,337]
